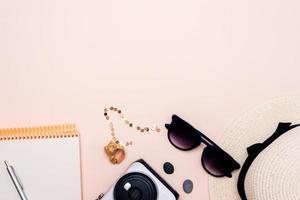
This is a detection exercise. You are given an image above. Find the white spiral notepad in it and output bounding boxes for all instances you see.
[0,125,82,200]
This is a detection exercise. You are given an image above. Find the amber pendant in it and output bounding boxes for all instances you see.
[104,140,126,164]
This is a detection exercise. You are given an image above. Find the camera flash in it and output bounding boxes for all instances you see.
[124,182,131,191]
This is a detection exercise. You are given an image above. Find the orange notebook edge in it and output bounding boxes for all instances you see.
[0,124,79,140]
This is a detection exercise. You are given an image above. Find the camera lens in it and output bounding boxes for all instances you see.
[114,172,157,200]
[128,187,142,200]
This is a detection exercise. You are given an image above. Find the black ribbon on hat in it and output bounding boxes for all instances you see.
[237,122,300,200]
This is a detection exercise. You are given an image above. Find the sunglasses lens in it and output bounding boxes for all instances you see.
[202,146,238,177]
[168,129,198,150]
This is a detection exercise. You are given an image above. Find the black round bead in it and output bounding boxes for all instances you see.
[163,162,174,174]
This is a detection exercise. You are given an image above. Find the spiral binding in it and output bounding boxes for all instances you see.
[0,124,78,141]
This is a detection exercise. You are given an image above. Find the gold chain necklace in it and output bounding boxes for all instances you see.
[104,106,160,164]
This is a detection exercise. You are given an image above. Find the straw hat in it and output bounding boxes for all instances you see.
[209,96,300,200]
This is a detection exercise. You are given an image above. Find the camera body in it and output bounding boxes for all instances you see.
[101,159,179,200]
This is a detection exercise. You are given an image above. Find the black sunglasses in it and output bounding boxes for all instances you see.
[165,115,240,177]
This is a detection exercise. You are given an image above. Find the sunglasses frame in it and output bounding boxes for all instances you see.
[166,115,224,149]
[165,115,240,178]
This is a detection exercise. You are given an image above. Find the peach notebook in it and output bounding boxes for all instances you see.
[0,125,82,200]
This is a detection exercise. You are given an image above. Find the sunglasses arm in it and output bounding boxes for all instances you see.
[196,130,220,148]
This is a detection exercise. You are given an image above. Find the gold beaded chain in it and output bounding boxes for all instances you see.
[104,106,161,147]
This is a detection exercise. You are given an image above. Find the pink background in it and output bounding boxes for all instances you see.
[1,0,300,199]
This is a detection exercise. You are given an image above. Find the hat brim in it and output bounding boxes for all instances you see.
[209,96,300,200]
